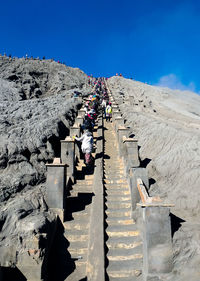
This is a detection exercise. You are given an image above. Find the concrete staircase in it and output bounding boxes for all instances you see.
[104,122,143,281]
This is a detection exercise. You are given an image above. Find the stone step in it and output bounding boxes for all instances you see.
[107,270,142,280]
[65,262,87,281]
[107,259,142,275]
[104,168,124,172]
[106,228,140,238]
[105,189,130,196]
[106,236,142,248]
[107,241,142,251]
[106,224,137,234]
[105,184,129,189]
[71,209,91,219]
[104,174,124,179]
[104,164,124,168]
[104,163,124,167]
[105,195,131,202]
[105,178,127,184]
[68,247,88,257]
[68,240,88,251]
[105,201,131,209]
[106,217,134,225]
[108,253,143,262]
[70,187,93,194]
[106,208,131,218]
[108,245,143,258]
[65,232,89,242]
[76,180,93,185]
[63,221,90,230]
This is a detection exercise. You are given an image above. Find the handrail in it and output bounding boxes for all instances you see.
[137,178,174,207]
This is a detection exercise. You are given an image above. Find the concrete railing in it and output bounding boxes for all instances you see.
[46,108,83,222]
[87,113,105,281]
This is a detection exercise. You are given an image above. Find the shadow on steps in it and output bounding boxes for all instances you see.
[65,193,94,221]
[46,218,75,281]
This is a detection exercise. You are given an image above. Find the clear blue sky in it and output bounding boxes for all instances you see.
[1,0,200,92]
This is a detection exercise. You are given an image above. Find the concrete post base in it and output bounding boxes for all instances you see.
[123,138,140,173]
[61,137,75,184]
[46,162,66,212]
[142,206,173,280]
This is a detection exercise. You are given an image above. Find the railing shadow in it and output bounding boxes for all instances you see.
[0,267,26,281]
[140,157,151,168]
[47,218,75,281]
[170,213,185,238]
[65,193,94,221]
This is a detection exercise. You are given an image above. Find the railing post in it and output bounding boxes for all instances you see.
[141,206,173,280]
[70,125,80,138]
[70,125,81,160]
[112,104,118,111]
[112,110,121,120]
[122,137,140,174]
[117,126,129,156]
[136,179,174,280]
[46,158,66,221]
[76,116,84,126]
[129,168,149,211]
[78,109,86,118]
[114,116,124,133]
[61,137,75,184]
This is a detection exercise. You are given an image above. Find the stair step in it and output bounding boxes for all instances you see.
[107,259,142,274]
[106,195,131,202]
[71,209,91,220]
[106,217,134,225]
[75,180,93,186]
[107,229,140,238]
[105,184,129,189]
[106,209,131,218]
[104,166,124,170]
[105,174,124,179]
[64,265,86,281]
[105,179,127,184]
[108,246,143,257]
[70,188,93,194]
[105,201,131,209]
[64,221,89,230]
[68,240,88,251]
[105,189,130,196]
[107,270,142,280]
[107,236,142,248]
[65,233,89,242]
[68,247,88,256]
[106,224,137,233]
[108,253,143,261]
[105,170,124,175]
[107,241,142,250]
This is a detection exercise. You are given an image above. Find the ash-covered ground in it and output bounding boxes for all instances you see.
[0,56,91,266]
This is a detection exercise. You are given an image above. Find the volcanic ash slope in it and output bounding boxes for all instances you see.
[107,76,200,281]
[0,56,91,268]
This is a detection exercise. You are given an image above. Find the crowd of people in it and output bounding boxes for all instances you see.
[73,78,112,166]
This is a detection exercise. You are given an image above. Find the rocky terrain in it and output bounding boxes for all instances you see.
[0,56,91,272]
[107,76,200,281]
